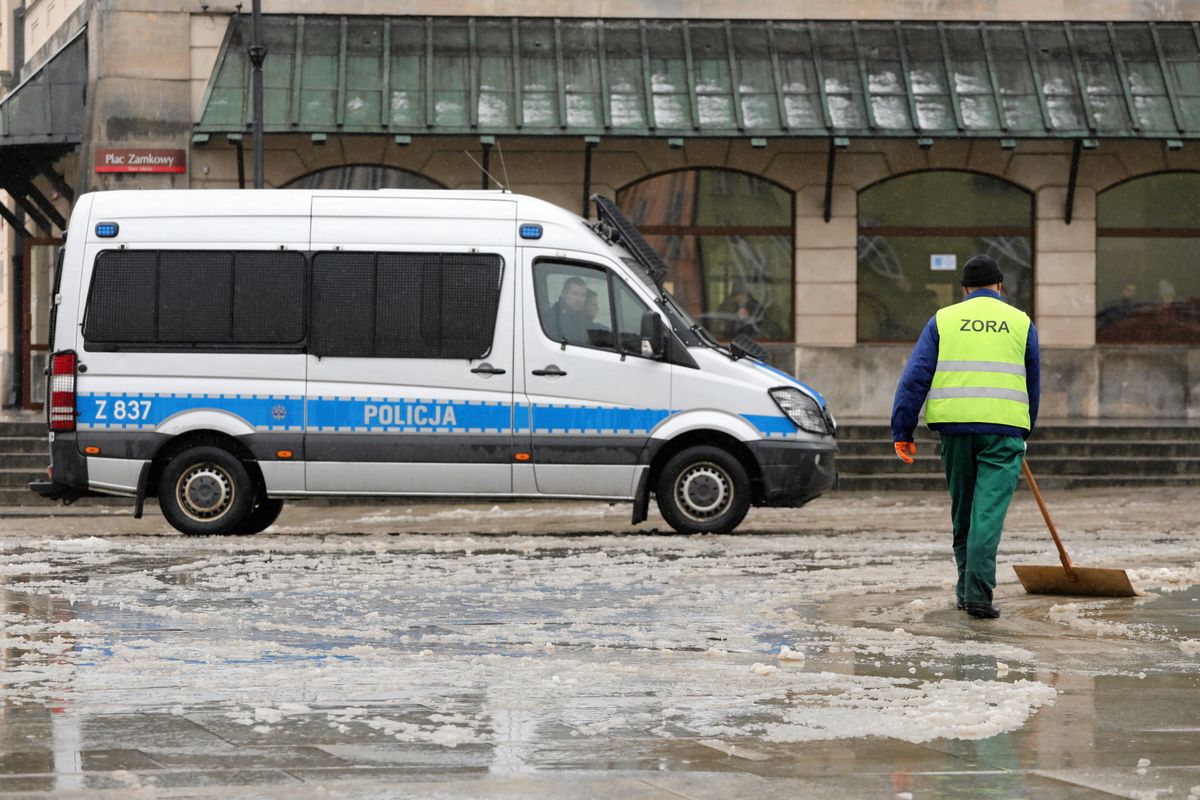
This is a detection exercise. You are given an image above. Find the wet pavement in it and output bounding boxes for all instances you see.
[1,489,1198,798]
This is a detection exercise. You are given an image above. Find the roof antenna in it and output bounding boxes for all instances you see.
[495,139,512,193]
[463,150,506,191]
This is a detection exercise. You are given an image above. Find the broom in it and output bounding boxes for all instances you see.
[1012,460,1139,597]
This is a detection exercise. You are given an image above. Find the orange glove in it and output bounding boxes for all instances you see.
[894,441,916,464]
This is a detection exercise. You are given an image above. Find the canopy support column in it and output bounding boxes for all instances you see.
[823,137,848,223]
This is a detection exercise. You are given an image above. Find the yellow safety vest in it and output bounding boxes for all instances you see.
[926,295,1031,430]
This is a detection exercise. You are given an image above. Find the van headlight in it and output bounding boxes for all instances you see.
[769,387,831,435]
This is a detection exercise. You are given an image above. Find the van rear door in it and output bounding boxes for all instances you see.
[71,192,311,496]
[305,196,518,495]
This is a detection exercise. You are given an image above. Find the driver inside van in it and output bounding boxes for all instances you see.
[551,276,592,345]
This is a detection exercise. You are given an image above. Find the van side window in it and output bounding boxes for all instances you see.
[613,278,651,353]
[310,251,503,359]
[83,250,305,348]
[533,261,614,350]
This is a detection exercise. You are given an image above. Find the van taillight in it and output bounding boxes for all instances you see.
[48,351,76,432]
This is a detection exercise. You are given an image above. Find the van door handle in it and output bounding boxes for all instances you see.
[470,363,506,376]
[531,365,567,377]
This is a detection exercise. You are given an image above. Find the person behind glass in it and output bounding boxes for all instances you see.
[891,255,1040,621]
[551,276,591,345]
[584,289,610,334]
[719,278,762,339]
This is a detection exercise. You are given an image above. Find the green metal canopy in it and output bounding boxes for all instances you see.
[195,16,1200,139]
[0,26,86,145]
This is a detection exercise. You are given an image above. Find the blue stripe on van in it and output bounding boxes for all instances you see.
[750,361,827,408]
[307,396,511,433]
[530,404,669,434]
[741,413,800,439]
[514,402,531,433]
[77,393,304,431]
[76,392,795,439]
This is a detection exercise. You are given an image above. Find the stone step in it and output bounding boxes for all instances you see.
[0,468,54,488]
[0,453,52,468]
[837,454,1200,476]
[837,474,1200,492]
[838,440,1200,459]
[4,488,130,507]
[0,421,47,437]
[0,436,53,454]
[837,424,1200,442]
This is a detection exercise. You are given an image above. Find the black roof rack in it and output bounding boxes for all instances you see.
[590,194,668,289]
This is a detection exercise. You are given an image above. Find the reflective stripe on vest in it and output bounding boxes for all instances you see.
[926,296,1031,430]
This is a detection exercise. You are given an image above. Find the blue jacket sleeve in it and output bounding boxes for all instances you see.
[891,317,939,442]
[1025,322,1040,436]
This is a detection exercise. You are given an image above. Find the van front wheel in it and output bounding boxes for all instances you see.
[655,446,751,534]
[159,446,255,536]
[236,498,284,534]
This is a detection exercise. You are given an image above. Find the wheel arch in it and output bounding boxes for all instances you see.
[645,429,764,506]
[144,429,265,499]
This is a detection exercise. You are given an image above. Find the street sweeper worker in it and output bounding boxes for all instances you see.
[891,254,1040,620]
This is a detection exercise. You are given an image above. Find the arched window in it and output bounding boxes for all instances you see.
[618,169,794,341]
[1096,172,1200,344]
[283,165,444,190]
[858,171,1033,342]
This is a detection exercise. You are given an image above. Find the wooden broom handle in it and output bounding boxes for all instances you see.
[1022,459,1077,580]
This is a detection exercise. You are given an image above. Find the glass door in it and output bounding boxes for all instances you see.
[23,238,62,409]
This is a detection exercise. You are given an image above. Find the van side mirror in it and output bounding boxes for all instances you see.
[640,311,669,360]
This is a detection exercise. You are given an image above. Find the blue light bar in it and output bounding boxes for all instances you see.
[519,224,543,240]
[95,222,119,238]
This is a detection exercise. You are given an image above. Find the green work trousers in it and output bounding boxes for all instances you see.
[939,433,1025,606]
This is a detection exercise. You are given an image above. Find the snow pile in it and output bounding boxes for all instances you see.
[1128,563,1200,593]
[1048,602,1136,639]
[777,645,805,662]
[761,676,1058,743]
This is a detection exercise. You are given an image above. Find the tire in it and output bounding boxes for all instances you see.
[235,497,284,535]
[654,445,751,534]
[158,446,255,536]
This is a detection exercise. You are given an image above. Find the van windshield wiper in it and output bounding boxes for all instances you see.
[691,322,735,359]
[588,194,668,291]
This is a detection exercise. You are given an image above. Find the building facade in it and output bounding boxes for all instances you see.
[3,0,1200,418]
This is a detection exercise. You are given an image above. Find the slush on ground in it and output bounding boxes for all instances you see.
[0,489,1197,798]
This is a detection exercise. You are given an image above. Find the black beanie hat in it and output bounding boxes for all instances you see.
[961,255,1003,288]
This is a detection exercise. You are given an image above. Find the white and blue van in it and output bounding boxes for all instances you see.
[31,189,837,535]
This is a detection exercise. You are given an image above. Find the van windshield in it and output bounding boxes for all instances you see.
[616,255,707,349]
[588,194,710,349]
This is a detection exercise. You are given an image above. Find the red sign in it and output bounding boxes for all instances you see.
[95,148,187,174]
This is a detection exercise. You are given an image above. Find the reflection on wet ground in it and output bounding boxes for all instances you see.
[0,491,1198,798]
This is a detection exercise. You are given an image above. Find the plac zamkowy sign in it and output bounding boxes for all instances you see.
[94,148,187,174]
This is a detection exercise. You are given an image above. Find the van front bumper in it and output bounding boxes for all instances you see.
[749,439,837,508]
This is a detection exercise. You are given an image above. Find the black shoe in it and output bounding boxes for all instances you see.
[956,599,965,610]
[965,603,1001,619]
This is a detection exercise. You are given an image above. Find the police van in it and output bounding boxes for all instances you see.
[31,189,837,535]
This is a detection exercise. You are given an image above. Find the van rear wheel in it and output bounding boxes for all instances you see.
[159,446,255,536]
[655,445,751,534]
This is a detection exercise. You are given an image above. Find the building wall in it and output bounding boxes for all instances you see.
[252,0,1200,21]
[10,3,1200,416]
[23,0,83,57]
[184,127,1200,419]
